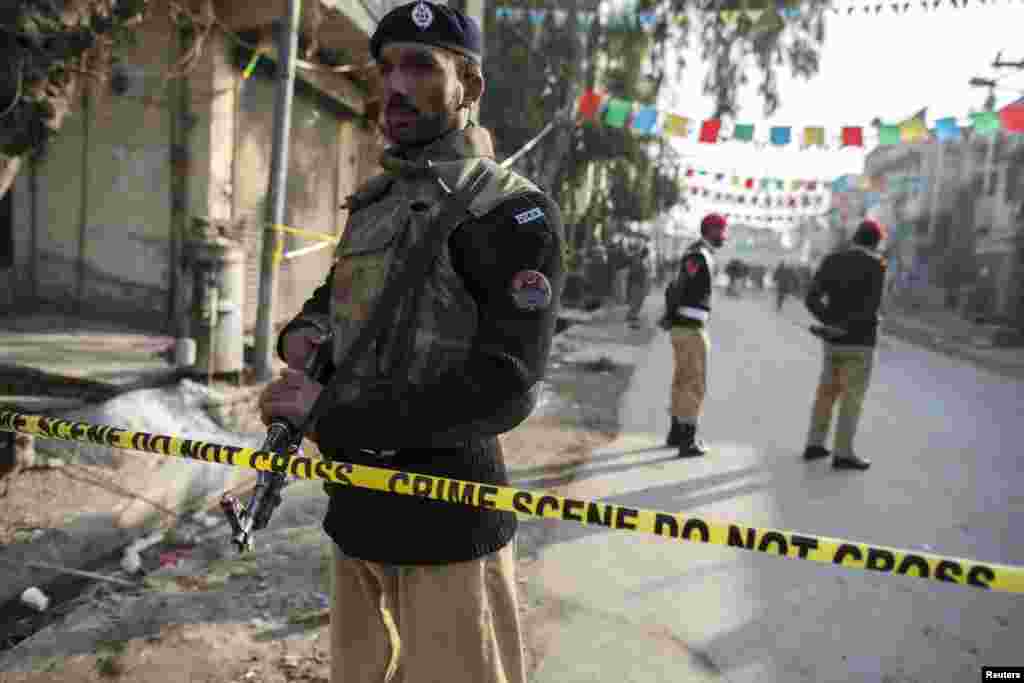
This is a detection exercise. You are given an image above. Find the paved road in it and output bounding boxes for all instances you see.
[526,289,1024,683]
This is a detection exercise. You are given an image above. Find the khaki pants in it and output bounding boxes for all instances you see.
[330,542,527,683]
[806,345,875,457]
[669,326,709,423]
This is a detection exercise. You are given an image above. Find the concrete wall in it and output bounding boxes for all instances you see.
[232,57,381,333]
[8,7,176,330]
[6,4,384,335]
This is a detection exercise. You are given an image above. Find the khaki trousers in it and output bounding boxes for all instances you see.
[330,542,527,683]
[669,326,709,423]
[806,344,875,456]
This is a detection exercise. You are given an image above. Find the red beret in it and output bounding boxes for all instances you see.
[701,213,727,232]
[858,219,887,240]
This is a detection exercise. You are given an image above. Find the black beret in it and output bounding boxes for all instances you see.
[371,1,482,64]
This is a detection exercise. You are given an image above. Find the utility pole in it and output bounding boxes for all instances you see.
[993,51,1024,70]
[253,0,302,383]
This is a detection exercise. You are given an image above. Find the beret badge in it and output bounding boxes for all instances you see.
[411,1,434,30]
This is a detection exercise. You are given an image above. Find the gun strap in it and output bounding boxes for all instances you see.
[299,162,494,435]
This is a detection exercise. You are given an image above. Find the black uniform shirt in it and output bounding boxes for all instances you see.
[276,190,564,565]
[805,245,886,347]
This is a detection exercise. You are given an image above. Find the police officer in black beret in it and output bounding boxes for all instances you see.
[259,3,563,681]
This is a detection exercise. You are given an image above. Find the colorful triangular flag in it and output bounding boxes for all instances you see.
[841,126,864,147]
[733,123,755,142]
[576,90,604,120]
[662,113,690,137]
[604,98,632,128]
[699,119,722,143]
[770,126,791,146]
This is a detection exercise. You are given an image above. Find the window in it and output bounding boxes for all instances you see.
[0,189,12,269]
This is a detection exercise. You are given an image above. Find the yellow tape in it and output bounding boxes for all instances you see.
[272,223,339,244]
[3,410,1023,594]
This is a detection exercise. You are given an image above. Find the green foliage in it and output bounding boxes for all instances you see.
[95,638,128,677]
[0,0,149,158]
[481,1,828,249]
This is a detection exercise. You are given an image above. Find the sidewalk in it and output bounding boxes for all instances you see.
[880,305,1024,380]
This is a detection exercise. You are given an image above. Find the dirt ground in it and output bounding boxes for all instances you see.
[0,312,643,682]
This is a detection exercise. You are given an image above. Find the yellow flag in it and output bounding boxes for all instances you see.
[899,118,929,143]
[662,114,690,137]
[721,10,740,24]
[803,126,825,147]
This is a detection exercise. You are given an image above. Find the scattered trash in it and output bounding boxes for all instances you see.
[20,586,49,612]
[581,356,617,373]
[158,549,193,569]
[121,530,166,574]
[121,551,142,574]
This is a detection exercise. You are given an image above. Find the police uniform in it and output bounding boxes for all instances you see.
[276,7,563,679]
[803,222,887,470]
[663,237,715,456]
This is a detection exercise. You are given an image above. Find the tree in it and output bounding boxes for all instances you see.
[480,0,830,253]
[0,0,152,199]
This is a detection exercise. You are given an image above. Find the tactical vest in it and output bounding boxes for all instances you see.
[329,155,541,440]
[674,239,714,318]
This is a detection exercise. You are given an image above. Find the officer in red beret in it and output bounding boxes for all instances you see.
[661,213,728,456]
[802,218,888,470]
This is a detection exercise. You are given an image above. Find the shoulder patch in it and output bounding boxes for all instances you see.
[514,207,545,225]
[510,270,553,311]
[685,257,700,276]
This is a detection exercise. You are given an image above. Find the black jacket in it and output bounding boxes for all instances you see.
[663,239,713,327]
[278,190,565,565]
[805,245,887,347]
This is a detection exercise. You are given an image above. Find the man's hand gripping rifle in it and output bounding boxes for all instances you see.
[220,331,334,553]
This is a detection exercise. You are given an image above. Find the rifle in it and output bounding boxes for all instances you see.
[220,331,334,553]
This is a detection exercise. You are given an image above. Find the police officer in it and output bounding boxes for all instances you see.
[802,219,887,470]
[258,3,564,681]
[662,213,728,457]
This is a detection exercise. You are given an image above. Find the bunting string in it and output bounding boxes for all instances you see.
[576,88,1024,151]
[494,0,1024,31]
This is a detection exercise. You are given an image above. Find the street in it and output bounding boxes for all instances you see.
[524,288,1024,682]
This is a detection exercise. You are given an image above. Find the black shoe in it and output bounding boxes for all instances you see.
[832,453,871,470]
[677,423,708,458]
[802,445,831,461]
[666,418,683,447]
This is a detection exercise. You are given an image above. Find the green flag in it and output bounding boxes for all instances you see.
[878,125,900,145]
[970,111,1000,136]
[604,98,632,128]
[733,123,755,142]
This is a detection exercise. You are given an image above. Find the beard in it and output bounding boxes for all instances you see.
[384,100,460,148]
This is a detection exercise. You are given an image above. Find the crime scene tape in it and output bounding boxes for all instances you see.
[3,409,1023,594]
[270,223,340,267]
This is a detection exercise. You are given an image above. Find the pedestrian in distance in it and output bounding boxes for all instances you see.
[258,2,565,680]
[626,246,651,326]
[659,213,729,457]
[774,260,796,313]
[802,219,888,471]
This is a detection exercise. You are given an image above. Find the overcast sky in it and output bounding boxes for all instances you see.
[642,2,1024,229]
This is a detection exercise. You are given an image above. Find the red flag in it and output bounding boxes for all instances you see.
[841,126,864,147]
[999,99,1024,133]
[808,181,818,191]
[744,178,754,190]
[699,119,722,143]
[686,168,695,177]
[577,89,604,120]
